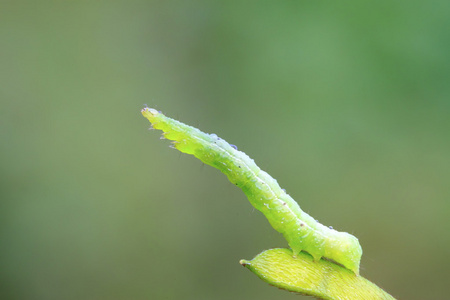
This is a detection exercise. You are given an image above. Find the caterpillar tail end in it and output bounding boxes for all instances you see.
[350,263,360,276]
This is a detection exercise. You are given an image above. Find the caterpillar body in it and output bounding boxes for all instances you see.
[141,107,362,274]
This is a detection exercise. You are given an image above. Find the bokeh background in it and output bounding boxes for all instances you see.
[1,1,449,299]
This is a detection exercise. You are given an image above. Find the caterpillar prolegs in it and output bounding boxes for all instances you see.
[141,107,362,274]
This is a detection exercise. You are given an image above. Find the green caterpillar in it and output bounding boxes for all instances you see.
[141,107,362,274]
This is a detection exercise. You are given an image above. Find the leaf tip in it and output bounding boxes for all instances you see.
[239,259,251,267]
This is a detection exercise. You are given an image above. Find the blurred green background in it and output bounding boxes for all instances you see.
[1,1,449,299]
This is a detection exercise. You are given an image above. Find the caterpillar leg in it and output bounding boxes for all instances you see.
[289,244,302,258]
[311,253,322,262]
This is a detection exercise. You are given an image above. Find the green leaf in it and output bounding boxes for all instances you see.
[240,248,395,300]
